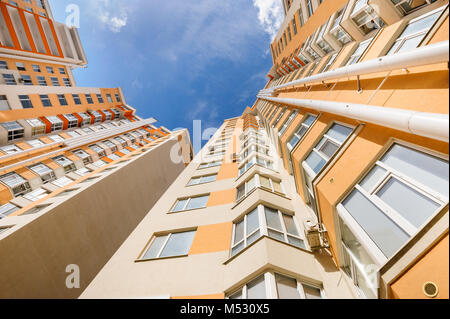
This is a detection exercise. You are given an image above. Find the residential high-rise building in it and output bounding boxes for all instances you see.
[81,0,449,300]
[0,0,193,298]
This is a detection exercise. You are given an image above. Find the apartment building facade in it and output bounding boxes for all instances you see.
[82,0,448,300]
[0,0,193,298]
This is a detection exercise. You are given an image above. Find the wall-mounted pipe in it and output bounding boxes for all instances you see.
[261,41,449,94]
[257,96,449,143]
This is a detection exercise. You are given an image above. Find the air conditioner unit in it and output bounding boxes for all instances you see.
[303,219,327,250]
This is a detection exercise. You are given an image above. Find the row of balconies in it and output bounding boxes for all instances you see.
[0,125,166,218]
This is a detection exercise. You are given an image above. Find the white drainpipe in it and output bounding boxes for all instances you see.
[257,96,449,143]
[261,41,449,94]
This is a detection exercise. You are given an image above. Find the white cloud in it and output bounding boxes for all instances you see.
[188,100,219,128]
[252,0,284,41]
[91,0,131,33]
[136,0,266,65]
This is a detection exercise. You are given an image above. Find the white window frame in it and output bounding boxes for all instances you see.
[73,149,91,164]
[52,155,76,173]
[1,144,22,155]
[350,0,385,34]
[198,160,222,169]
[0,203,20,219]
[337,141,449,263]
[238,156,274,177]
[391,0,437,15]
[2,121,24,141]
[231,205,305,257]
[236,174,285,202]
[302,122,354,213]
[0,172,31,196]
[52,176,74,188]
[23,188,49,202]
[89,144,106,157]
[29,163,56,183]
[387,6,445,55]
[187,174,218,186]
[227,271,325,299]
[329,7,353,45]
[47,116,63,132]
[140,230,197,260]
[171,195,210,213]
[26,118,45,137]
[279,110,298,136]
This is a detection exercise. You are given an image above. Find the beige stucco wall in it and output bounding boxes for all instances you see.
[0,132,191,298]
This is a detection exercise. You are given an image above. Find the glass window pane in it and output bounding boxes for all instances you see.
[247,176,257,192]
[303,115,316,127]
[268,229,285,241]
[360,165,387,192]
[303,285,322,299]
[381,144,449,198]
[237,185,246,200]
[247,276,266,299]
[288,236,306,249]
[272,181,283,194]
[283,215,299,236]
[327,124,353,143]
[143,235,168,259]
[186,195,209,210]
[247,231,261,246]
[160,231,196,258]
[247,208,260,235]
[202,175,217,183]
[354,261,378,299]
[234,220,244,245]
[320,140,339,159]
[305,151,327,174]
[343,189,410,258]
[397,34,423,53]
[288,135,300,149]
[260,176,271,189]
[377,178,440,228]
[276,274,301,299]
[229,291,242,299]
[232,242,245,256]
[400,11,442,38]
[340,218,379,298]
[265,207,283,231]
[173,199,188,212]
[187,178,199,186]
[388,40,402,55]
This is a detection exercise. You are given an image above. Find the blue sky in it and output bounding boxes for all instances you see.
[48,0,283,146]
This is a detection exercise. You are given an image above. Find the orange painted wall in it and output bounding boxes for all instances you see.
[0,0,47,19]
[207,189,236,207]
[189,222,233,255]
[0,57,70,85]
[0,88,123,122]
[390,233,449,299]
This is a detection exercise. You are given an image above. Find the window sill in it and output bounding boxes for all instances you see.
[167,207,207,215]
[185,180,216,187]
[232,187,290,210]
[223,235,312,265]
[135,254,189,263]
[236,164,278,183]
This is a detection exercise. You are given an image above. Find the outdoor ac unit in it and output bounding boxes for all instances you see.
[303,219,327,250]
